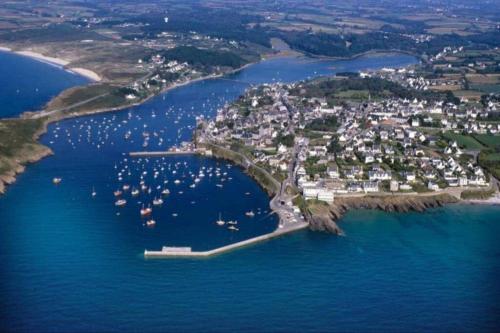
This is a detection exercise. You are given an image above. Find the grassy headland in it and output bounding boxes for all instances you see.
[0,118,51,193]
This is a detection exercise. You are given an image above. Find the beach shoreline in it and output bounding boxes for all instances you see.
[0,47,101,82]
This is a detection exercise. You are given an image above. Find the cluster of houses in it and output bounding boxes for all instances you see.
[123,55,200,100]
[199,74,496,205]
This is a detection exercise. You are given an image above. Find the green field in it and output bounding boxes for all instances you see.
[470,84,500,94]
[442,132,484,149]
[473,134,500,148]
[483,153,500,161]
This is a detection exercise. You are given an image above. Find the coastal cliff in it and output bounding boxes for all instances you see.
[0,118,53,194]
[306,194,459,234]
[0,144,53,194]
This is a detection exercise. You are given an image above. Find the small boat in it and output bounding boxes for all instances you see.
[146,219,156,227]
[122,184,130,191]
[52,177,62,185]
[115,199,127,207]
[245,211,255,217]
[189,184,196,188]
[174,179,181,185]
[227,220,238,225]
[114,190,122,197]
[131,188,140,196]
[140,205,152,216]
[216,184,223,188]
[161,188,170,195]
[216,213,225,226]
[91,187,97,197]
[228,225,239,231]
[152,198,163,206]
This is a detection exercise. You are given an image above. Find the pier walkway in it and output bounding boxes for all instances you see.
[144,221,308,258]
[129,150,198,157]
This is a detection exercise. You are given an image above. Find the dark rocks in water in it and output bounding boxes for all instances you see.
[304,209,344,235]
[308,214,344,235]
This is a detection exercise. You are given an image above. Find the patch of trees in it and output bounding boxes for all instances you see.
[162,46,247,69]
[275,133,295,147]
[290,77,460,105]
[279,30,500,58]
[127,9,271,47]
[305,116,338,132]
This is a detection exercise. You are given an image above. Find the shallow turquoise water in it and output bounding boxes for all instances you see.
[3,53,499,332]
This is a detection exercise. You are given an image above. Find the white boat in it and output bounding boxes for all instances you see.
[161,188,170,195]
[122,184,130,191]
[152,198,163,206]
[52,177,62,185]
[115,199,127,207]
[245,211,255,217]
[146,219,156,227]
[91,187,97,197]
[140,205,152,216]
[228,225,239,231]
[113,190,122,197]
[216,213,225,226]
[174,179,181,185]
[131,188,140,196]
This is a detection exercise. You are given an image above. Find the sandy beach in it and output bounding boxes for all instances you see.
[16,50,70,66]
[1,47,101,82]
[68,67,102,82]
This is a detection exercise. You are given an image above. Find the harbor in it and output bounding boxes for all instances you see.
[129,150,197,157]
[144,220,308,258]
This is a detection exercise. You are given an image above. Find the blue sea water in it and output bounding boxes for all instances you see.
[0,51,88,118]
[1,53,500,332]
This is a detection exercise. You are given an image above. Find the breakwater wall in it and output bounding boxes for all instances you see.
[144,222,308,258]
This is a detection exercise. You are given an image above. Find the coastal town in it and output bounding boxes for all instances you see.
[195,49,500,220]
[2,1,500,331]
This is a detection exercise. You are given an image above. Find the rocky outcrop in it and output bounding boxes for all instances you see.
[0,145,53,194]
[305,194,458,235]
[303,201,344,235]
[307,212,344,235]
[330,194,458,221]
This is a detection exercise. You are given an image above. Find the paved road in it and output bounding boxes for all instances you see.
[29,93,110,119]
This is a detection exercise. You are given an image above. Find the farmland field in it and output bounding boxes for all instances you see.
[473,134,500,148]
[442,132,484,149]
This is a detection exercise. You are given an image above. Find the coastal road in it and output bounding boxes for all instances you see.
[203,137,306,229]
[28,92,110,119]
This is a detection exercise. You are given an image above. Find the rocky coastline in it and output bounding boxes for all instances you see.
[307,194,459,234]
[0,145,53,195]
